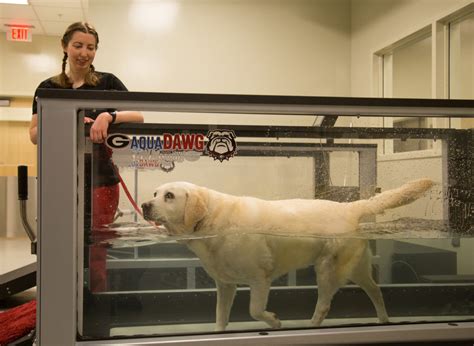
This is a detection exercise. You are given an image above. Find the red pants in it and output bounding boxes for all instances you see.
[89,184,119,292]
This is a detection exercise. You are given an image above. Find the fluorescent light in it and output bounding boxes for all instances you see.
[129,1,179,33]
[0,0,29,4]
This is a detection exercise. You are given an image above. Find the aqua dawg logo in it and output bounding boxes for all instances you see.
[106,130,237,171]
[106,133,205,151]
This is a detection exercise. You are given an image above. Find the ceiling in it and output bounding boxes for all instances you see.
[0,0,88,36]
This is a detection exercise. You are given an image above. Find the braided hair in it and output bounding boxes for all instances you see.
[52,22,100,88]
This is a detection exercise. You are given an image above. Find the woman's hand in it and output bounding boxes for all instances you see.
[84,116,95,124]
[88,112,112,143]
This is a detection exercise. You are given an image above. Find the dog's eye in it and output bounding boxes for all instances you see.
[153,192,157,198]
[164,192,175,201]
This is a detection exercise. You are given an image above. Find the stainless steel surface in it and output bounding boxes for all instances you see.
[19,201,36,244]
[76,321,474,345]
[37,99,79,345]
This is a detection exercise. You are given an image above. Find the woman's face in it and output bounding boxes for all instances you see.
[64,31,97,73]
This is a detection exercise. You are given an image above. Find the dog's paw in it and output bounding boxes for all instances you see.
[268,312,282,329]
[310,317,323,327]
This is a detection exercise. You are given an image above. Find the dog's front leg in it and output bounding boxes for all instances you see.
[215,281,237,331]
[249,281,281,329]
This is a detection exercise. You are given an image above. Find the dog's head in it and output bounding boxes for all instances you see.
[141,182,208,235]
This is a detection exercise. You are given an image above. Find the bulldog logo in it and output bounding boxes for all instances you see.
[206,129,237,162]
[160,160,175,173]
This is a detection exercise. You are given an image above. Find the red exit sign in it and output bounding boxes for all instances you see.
[7,27,32,42]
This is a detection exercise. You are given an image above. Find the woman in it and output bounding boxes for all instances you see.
[29,22,143,292]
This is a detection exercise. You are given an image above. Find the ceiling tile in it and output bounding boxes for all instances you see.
[32,5,84,22]
[0,4,37,20]
[29,0,82,8]
[41,20,73,36]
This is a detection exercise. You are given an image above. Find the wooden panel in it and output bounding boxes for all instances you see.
[0,121,37,176]
[10,97,33,108]
[461,118,474,129]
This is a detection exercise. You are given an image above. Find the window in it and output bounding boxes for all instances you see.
[450,11,474,100]
[377,29,434,155]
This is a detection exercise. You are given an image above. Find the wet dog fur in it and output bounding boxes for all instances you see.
[142,179,433,330]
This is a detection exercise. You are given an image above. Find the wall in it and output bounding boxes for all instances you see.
[90,0,351,96]
[0,35,59,177]
[0,35,62,97]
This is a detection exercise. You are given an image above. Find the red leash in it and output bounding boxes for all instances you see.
[117,173,161,228]
[117,172,144,218]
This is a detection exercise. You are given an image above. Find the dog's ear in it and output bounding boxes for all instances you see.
[207,130,216,140]
[184,189,208,230]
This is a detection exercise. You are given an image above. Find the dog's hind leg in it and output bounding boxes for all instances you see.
[311,259,345,326]
[249,280,282,329]
[215,281,237,331]
[349,250,389,323]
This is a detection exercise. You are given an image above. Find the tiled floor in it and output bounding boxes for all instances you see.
[0,237,36,276]
[0,236,37,312]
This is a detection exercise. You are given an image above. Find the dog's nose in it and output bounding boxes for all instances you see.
[141,202,151,216]
[142,202,150,210]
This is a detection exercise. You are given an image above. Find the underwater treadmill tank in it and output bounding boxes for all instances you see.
[36,90,473,345]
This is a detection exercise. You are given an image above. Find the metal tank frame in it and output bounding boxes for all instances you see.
[36,89,474,345]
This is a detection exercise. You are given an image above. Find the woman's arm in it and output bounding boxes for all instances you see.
[114,111,144,124]
[31,110,143,145]
[29,114,38,145]
[30,110,144,144]
[90,111,144,143]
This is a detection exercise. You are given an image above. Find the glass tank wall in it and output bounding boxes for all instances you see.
[80,112,472,341]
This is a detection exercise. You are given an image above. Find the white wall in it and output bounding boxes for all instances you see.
[90,0,351,96]
[0,35,62,97]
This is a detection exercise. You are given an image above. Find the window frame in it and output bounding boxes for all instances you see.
[371,2,474,161]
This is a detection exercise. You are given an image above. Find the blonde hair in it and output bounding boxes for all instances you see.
[52,22,100,88]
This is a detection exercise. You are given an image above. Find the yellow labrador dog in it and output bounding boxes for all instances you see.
[142,179,433,330]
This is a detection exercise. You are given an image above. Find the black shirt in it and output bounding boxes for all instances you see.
[32,71,128,187]
[32,71,127,113]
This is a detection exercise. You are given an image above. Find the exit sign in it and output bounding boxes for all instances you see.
[7,27,32,42]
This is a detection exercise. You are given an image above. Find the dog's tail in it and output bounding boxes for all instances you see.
[353,178,434,218]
